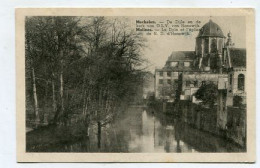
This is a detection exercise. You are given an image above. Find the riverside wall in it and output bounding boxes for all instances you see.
[178,101,246,147]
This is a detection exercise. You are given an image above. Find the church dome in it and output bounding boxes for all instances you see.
[197,19,225,38]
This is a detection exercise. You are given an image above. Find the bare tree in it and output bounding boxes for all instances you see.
[25,16,147,149]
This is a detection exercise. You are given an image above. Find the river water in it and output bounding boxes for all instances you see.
[43,106,244,153]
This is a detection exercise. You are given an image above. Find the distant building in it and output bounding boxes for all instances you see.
[154,51,196,100]
[154,20,246,128]
[155,19,246,100]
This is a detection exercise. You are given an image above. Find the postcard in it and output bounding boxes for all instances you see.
[16,8,255,162]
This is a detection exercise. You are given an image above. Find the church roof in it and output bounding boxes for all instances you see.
[166,51,195,62]
[230,48,246,67]
[197,19,225,38]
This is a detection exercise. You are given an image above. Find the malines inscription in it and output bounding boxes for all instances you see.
[136,19,201,36]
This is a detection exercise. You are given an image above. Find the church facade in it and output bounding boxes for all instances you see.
[154,19,246,128]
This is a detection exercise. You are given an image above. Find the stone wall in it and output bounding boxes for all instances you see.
[180,102,217,134]
[179,102,246,147]
[226,106,246,147]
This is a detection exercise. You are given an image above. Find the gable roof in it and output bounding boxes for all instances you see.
[160,51,196,71]
[166,51,195,62]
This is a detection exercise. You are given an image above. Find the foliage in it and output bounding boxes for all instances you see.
[157,81,178,101]
[233,95,243,107]
[194,82,218,107]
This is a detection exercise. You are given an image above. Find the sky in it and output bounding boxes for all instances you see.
[124,16,246,71]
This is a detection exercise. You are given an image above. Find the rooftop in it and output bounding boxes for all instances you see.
[197,19,225,38]
[166,51,195,62]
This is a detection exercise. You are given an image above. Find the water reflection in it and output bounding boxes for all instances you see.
[34,106,244,152]
[124,109,194,153]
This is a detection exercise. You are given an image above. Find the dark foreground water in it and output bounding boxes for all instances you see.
[27,106,245,153]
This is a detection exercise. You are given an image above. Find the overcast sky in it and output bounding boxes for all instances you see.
[125,16,246,71]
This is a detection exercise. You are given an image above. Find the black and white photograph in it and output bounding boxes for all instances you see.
[16,8,255,162]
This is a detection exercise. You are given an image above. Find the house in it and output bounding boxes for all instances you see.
[154,51,196,101]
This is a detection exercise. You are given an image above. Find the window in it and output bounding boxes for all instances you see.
[238,74,245,91]
[173,72,178,77]
[159,72,163,76]
[211,38,218,53]
[185,89,191,95]
[167,72,171,77]
[218,38,223,53]
[204,38,209,53]
[174,79,178,84]
[159,79,163,84]
[184,62,191,67]
[167,79,171,85]
[171,62,178,67]
[201,81,206,86]
[194,81,198,87]
[229,74,232,85]
[186,81,191,87]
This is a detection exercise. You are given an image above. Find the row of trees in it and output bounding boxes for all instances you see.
[25,16,148,139]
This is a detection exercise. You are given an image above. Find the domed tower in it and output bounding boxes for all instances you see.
[195,19,226,72]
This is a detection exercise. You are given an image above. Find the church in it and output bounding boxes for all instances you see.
[154,19,246,128]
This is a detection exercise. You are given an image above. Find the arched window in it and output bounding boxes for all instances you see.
[218,38,223,53]
[211,38,218,53]
[238,74,245,91]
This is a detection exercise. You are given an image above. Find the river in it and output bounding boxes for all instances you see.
[35,106,244,153]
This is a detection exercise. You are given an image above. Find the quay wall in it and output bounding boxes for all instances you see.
[178,101,246,147]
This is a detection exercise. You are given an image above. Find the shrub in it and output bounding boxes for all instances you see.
[194,82,218,107]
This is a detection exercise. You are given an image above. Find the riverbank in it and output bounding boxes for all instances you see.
[26,123,87,152]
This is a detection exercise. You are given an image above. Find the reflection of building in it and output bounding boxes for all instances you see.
[154,19,246,129]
